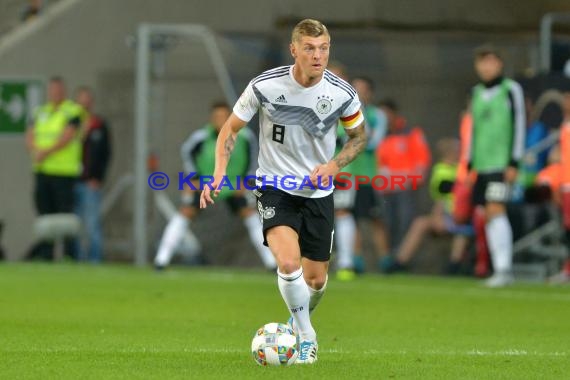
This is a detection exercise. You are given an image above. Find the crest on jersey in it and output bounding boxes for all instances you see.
[262,207,276,219]
[316,95,332,114]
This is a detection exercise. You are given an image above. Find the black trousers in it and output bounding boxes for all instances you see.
[28,173,77,260]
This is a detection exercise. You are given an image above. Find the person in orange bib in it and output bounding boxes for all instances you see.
[550,90,570,283]
[376,99,431,272]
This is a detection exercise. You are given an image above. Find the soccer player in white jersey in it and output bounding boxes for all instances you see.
[200,19,366,364]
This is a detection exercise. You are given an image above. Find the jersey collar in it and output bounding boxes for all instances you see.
[289,65,324,91]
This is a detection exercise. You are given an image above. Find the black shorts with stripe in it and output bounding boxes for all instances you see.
[254,186,334,262]
[473,171,509,206]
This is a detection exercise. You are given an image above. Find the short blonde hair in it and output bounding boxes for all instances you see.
[291,19,329,43]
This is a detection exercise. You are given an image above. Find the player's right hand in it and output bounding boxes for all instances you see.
[200,173,224,209]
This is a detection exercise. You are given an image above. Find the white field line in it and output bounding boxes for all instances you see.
[9,266,570,303]
[178,272,570,303]
[332,281,570,303]
[2,347,567,358]
[5,267,569,308]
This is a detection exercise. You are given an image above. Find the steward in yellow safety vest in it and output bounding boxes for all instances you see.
[25,76,85,261]
[27,85,84,176]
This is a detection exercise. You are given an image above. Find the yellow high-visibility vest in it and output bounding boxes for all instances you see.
[33,100,84,176]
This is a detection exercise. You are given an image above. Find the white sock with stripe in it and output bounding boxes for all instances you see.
[308,275,328,314]
[277,267,316,341]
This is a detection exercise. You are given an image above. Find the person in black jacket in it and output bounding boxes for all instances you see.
[75,87,111,262]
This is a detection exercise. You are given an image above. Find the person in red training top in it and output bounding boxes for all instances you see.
[535,145,563,205]
[376,99,431,272]
[456,110,472,186]
[549,90,570,284]
[453,104,490,277]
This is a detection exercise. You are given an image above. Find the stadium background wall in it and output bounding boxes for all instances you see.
[0,0,569,262]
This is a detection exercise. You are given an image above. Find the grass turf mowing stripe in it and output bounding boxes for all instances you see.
[1,263,569,379]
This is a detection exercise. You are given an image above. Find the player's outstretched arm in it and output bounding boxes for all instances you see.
[310,123,367,188]
[200,113,247,209]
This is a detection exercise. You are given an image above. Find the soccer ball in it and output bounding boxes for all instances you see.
[251,322,298,366]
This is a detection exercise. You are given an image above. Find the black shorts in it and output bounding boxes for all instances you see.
[473,172,510,206]
[353,184,383,220]
[254,187,334,262]
[182,192,254,214]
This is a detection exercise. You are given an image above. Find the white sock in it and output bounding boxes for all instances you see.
[485,214,513,274]
[277,268,316,341]
[243,213,276,269]
[308,275,328,314]
[335,214,356,270]
[154,213,189,267]
[179,231,201,257]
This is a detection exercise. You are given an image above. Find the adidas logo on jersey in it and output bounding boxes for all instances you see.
[275,94,287,103]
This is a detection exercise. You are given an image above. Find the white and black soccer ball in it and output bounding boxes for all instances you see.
[251,322,298,366]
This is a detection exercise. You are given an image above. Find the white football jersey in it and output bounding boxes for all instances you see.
[233,65,364,198]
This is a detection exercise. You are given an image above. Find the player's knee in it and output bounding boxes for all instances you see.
[485,202,505,219]
[305,275,327,290]
[307,277,327,290]
[277,258,301,274]
[414,216,430,227]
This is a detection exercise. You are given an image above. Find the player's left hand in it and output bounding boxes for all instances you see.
[504,167,518,184]
[310,161,340,189]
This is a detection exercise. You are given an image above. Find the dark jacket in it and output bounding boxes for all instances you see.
[81,115,111,182]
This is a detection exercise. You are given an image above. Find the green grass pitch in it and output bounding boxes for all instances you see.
[0,263,569,379]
